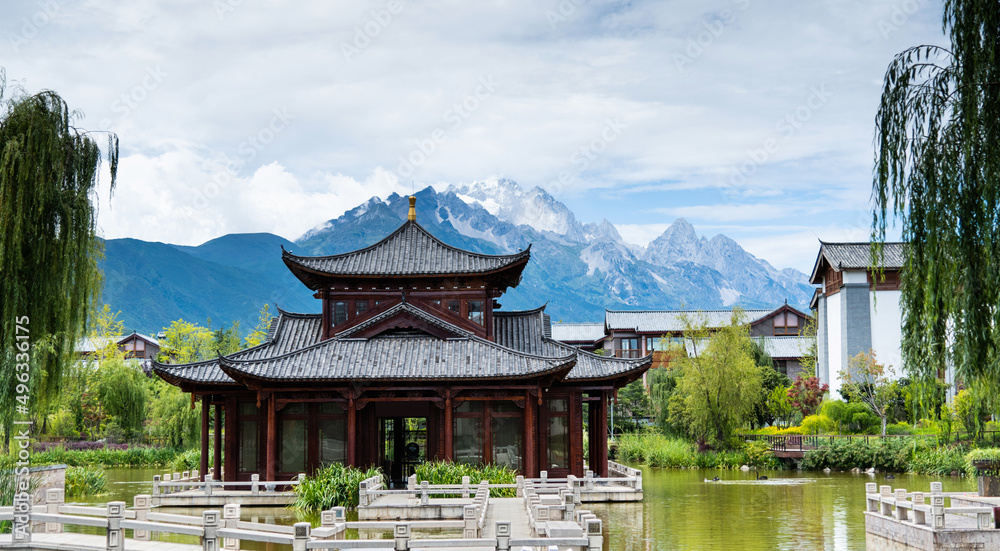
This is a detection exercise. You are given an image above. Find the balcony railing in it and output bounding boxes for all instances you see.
[614,350,642,359]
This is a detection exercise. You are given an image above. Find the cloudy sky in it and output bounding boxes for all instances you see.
[3,0,945,273]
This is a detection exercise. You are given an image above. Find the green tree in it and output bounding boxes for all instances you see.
[673,310,763,448]
[766,386,794,429]
[96,357,148,442]
[840,350,897,436]
[872,0,1000,392]
[158,320,217,363]
[612,379,653,433]
[244,304,273,348]
[0,75,118,448]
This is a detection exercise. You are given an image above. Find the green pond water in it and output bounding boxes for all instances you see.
[71,466,976,550]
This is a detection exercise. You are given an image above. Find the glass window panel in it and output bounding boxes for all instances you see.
[279,418,306,473]
[431,299,441,306]
[447,300,461,314]
[333,302,348,326]
[548,398,569,413]
[456,401,483,414]
[774,312,786,327]
[467,300,484,325]
[454,417,484,465]
[240,401,258,416]
[283,403,307,415]
[355,300,369,317]
[547,416,569,469]
[319,402,342,415]
[135,340,144,351]
[319,418,346,465]
[621,338,638,350]
[492,401,520,415]
[787,315,798,327]
[491,415,522,471]
[239,420,258,472]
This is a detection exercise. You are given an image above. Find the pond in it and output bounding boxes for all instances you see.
[72,466,975,550]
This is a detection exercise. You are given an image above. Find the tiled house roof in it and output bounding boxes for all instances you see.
[605,309,772,333]
[809,241,906,284]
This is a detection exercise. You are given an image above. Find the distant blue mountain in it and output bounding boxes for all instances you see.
[99,179,814,333]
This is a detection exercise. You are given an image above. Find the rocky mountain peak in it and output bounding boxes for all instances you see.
[448,178,585,241]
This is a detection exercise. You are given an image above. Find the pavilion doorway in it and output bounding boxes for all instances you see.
[380,417,427,486]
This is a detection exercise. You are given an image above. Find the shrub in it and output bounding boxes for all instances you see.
[293,464,384,512]
[801,414,836,435]
[31,445,181,467]
[801,437,919,472]
[171,449,201,472]
[910,447,968,475]
[414,462,517,497]
[65,466,109,498]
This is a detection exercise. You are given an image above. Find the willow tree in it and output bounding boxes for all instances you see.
[0,73,118,447]
[872,1,1000,395]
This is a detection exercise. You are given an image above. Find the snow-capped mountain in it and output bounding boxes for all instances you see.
[294,180,814,320]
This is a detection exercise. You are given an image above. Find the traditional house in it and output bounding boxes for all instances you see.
[154,198,651,485]
[77,332,161,360]
[808,241,930,399]
[590,305,814,379]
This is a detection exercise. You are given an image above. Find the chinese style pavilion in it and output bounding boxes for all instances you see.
[154,197,651,485]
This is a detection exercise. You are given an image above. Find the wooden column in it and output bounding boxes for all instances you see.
[213,403,222,480]
[444,390,453,461]
[265,394,276,481]
[346,395,356,467]
[223,397,237,482]
[597,391,609,477]
[571,392,584,476]
[523,391,537,477]
[200,396,210,482]
[320,290,331,340]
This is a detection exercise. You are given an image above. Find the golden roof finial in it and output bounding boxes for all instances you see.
[407,195,417,221]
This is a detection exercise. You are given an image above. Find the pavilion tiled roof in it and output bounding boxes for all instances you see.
[219,334,576,383]
[282,221,530,290]
[683,335,814,360]
[493,307,650,382]
[153,308,322,386]
[550,322,606,344]
[809,241,906,284]
[604,309,773,333]
[334,302,475,339]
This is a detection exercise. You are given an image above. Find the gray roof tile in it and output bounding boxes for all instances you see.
[550,323,606,343]
[810,242,906,283]
[283,221,529,286]
[605,309,773,333]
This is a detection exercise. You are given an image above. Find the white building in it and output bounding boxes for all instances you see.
[809,241,910,399]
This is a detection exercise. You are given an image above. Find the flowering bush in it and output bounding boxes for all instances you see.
[788,376,829,416]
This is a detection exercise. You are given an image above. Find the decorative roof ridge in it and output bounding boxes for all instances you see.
[544,337,649,366]
[333,301,476,339]
[281,220,531,264]
[219,327,578,368]
[605,307,771,314]
[818,240,907,246]
[493,303,548,316]
[273,305,322,318]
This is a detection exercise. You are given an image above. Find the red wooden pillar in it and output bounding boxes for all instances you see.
[346,396,356,467]
[523,391,537,477]
[200,396,209,482]
[444,390,453,461]
[597,391,609,477]
[213,403,222,480]
[570,392,584,476]
[265,395,276,481]
[224,397,237,482]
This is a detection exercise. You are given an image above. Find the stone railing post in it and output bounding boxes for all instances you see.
[563,491,576,520]
[44,488,64,534]
[251,474,260,495]
[107,501,125,551]
[223,503,240,549]
[163,473,172,495]
[586,518,603,551]
[420,481,429,506]
[292,522,310,551]
[879,486,892,516]
[635,470,643,492]
[495,520,510,551]
[180,472,187,491]
[515,475,524,497]
[202,509,220,551]
[152,474,161,496]
[462,476,470,498]
[359,481,369,507]
[585,470,594,491]
[407,474,416,491]
[133,494,151,541]
[894,489,908,521]
[912,492,926,525]
[865,482,878,512]
[464,504,479,538]
[931,494,946,529]
[394,523,410,551]
[540,470,548,486]
[204,474,213,496]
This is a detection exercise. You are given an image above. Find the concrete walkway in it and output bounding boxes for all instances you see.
[482,498,532,539]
